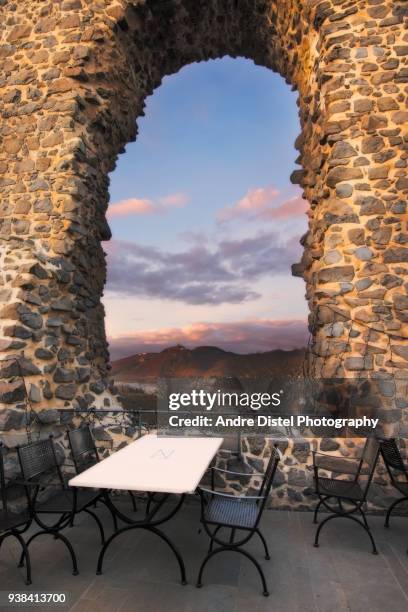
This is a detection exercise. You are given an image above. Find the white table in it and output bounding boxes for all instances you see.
[69,434,223,582]
[69,434,223,494]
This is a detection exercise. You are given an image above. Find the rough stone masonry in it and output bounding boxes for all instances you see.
[0,0,407,508]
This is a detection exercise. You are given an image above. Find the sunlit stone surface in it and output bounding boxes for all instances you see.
[0,0,407,509]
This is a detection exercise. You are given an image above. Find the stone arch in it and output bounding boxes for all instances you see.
[0,0,407,419]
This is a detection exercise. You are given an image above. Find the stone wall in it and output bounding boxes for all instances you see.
[0,0,407,508]
[295,1,408,387]
[216,435,406,513]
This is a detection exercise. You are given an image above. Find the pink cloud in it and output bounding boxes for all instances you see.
[108,318,308,360]
[219,186,279,221]
[107,198,155,218]
[159,192,190,207]
[260,196,308,220]
[108,192,189,218]
[218,186,307,223]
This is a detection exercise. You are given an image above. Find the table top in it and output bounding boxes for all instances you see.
[68,434,223,495]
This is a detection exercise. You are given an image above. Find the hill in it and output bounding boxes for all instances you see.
[111,344,306,382]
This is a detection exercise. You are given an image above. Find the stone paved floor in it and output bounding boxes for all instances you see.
[0,499,407,612]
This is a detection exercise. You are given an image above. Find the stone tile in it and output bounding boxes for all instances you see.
[1,508,406,612]
[299,512,408,612]
[114,581,237,612]
[239,511,318,610]
[69,600,95,612]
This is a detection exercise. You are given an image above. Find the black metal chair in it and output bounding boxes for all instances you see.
[16,435,107,576]
[67,425,137,520]
[0,443,32,585]
[196,446,281,597]
[378,437,408,528]
[313,436,380,554]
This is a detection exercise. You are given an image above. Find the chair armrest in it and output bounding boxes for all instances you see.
[198,486,265,501]
[15,478,78,517]
[14,477,65,489]
[312,451,360,475]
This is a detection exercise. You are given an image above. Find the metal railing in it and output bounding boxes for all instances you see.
[24,407,244,458]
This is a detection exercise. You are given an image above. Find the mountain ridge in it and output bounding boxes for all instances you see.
[111,344,306,382]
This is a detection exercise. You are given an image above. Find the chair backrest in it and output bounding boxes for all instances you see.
[0,443,8,512]
[0,444,30,516]
[258,445,281,510]
[379,438,408,484]
[17,436,62,484]
[358,436,380,496]
[67,426,99,473]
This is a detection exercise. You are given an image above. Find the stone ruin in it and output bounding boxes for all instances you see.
[0,0,407,509]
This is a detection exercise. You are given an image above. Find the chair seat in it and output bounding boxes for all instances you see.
[204,496,260,529]
[36,488,101,514]
[317,477,365,501]
[0,509,31,533]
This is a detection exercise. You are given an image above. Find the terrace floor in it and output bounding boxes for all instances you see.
[1,498,407,612]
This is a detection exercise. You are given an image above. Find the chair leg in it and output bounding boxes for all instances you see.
[196,546,269,597]
[255,528,270,560]
[12,532,32,585]
[0,533,32,586]
[313,496,328,524]
[385,497,408,528]
[314,512,378,555]
[84,508,105,545]
[18,530,79,575]
[209,525,221,553]
[358,507,369,530]
[0,533,6,555]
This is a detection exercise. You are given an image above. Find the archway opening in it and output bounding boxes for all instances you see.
[102,57,308,397]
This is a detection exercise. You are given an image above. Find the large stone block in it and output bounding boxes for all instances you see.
[318,266,354,284]
[0,381,26,404]
[0,408,27,430]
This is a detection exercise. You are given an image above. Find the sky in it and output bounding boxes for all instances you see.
[103,57,309,360]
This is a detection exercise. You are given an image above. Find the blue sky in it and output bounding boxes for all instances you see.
[103,57,309,359]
